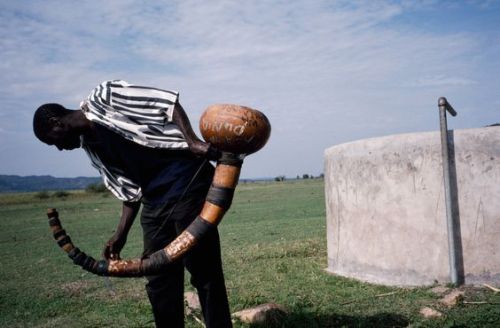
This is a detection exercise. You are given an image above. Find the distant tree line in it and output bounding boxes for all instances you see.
[85,182,108,193]
[33,182,109,200]
[0,175,101,193]
[34,190,70,199]
[275,173,324,182]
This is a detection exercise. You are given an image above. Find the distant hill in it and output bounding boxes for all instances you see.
[0,175,101,193]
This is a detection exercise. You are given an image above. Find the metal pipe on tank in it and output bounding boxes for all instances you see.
[438,97,461,285]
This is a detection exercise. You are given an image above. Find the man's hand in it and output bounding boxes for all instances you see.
[190,141,221,160]
[102,201,140,260]
[171,102,221,160]
[103,232,127,260]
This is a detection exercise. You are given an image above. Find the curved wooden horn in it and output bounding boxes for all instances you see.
[45,105,271,277]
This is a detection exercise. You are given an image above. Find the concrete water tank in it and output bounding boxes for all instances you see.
[324,126,499,286]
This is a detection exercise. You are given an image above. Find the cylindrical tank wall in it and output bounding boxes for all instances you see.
[324,127,500,286]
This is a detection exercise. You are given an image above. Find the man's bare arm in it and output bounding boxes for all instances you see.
[103,201,141,260]
[172,102,220,160]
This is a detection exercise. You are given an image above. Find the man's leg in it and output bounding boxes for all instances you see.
[180,224,232,328]
[173,196,232,328]
[142,203,185,328]
[145,262,185,328]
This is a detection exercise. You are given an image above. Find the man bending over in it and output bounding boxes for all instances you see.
[33,80,232,328]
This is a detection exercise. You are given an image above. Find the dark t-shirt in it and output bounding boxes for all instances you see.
[87,123,214,205]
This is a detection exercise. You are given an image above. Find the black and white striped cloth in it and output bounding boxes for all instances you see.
[81,80,188,149]
[80,80,189,201]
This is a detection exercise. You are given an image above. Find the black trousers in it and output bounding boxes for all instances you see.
[141,194,232,328]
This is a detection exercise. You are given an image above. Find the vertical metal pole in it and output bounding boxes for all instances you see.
[438,97,459,285]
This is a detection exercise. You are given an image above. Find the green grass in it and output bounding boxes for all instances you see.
[1,180,499,327]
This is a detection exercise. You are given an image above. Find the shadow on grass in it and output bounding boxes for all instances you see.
[248,311,409,328]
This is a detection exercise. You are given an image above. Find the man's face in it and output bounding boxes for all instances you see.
[45,120,81,151]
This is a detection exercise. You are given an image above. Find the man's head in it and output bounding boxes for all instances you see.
[33,103,82,150]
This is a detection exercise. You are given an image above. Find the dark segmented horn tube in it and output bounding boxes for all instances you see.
[44,104,271,277]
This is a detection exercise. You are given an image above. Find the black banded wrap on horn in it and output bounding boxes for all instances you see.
[44,104,270,277]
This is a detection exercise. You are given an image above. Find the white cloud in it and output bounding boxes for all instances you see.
[411,75,478,87]
[0,0,498,177]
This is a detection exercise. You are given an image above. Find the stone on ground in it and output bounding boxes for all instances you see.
[232,303,288,324]
[184,291,201,315]
[420,307,443,319]
[430,285,449,296]
[439,290,465,308]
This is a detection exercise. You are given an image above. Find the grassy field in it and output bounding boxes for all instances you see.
[0,179,499,327]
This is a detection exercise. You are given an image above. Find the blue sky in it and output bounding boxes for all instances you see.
[0,0,498,179]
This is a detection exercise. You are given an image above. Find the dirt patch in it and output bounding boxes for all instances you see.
[87,278,146,302]
[33,316,75,328]
[61,280,95,297]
